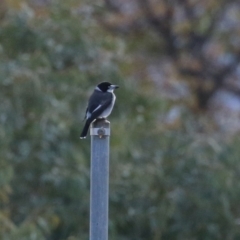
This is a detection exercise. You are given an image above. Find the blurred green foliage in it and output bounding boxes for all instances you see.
[1,1,240,240]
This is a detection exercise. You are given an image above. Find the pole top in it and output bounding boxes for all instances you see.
[90,119,110,138]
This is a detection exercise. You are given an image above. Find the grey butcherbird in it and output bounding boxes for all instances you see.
[80,82,119,139]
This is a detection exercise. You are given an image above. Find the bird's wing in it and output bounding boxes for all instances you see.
[89,99,112,120]
[87,92,113,120]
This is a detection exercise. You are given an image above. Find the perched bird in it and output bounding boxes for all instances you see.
[80,82,119,139]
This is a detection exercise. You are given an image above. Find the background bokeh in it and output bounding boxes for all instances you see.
[1,0,240,239]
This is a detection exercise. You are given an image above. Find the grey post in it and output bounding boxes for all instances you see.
[90,119,110,240]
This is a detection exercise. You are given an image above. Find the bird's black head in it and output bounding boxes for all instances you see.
[97,82,119,92]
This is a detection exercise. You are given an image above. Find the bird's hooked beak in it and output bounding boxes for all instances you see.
[110,85,119,90]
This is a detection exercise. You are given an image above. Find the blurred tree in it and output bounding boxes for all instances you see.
[101,0,240,134]
[0,1,122,239]
[1,1,240,240]
[0,0,7,19]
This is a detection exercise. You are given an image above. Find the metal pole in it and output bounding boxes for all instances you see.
[90,119,110,240]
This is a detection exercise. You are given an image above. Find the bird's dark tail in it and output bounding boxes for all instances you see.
[80,120,91,139]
